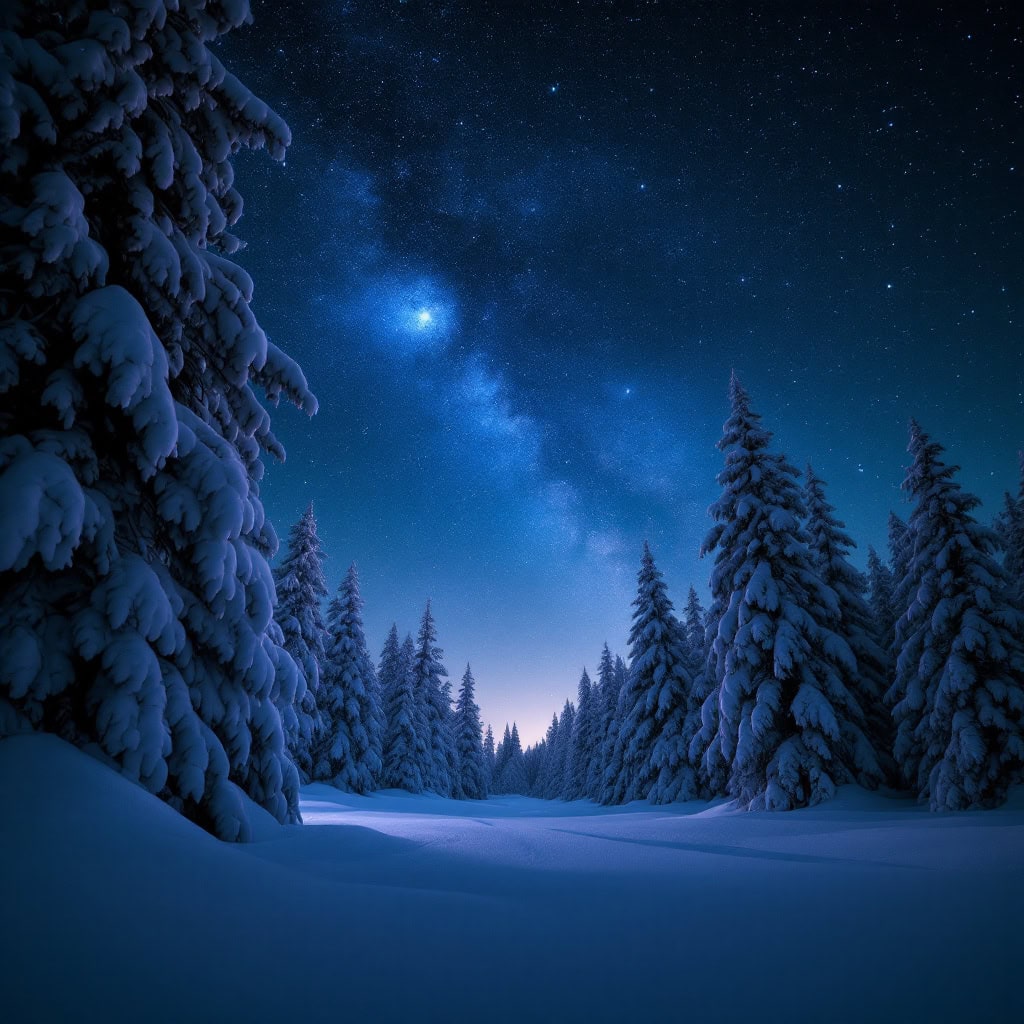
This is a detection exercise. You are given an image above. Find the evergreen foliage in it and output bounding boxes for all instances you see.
[273,505,327,782]
[888,423,1024,808]
[414,603,457,796]
[866,546,898,653]
[0,0,315,840]
[483,723,496,789]
[380,631,425,792]
[695,374,882,810]
[803,466,892,780]
[569,668,596,799]
[590,645,618,799]
[455,665,487,799]
[314,565,382,793]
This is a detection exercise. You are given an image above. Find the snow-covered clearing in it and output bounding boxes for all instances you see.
[2,734,1022,1023]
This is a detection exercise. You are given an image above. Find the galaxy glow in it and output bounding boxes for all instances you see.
[225,1,1022,743]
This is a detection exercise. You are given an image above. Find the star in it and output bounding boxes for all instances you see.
[417,309,432,326]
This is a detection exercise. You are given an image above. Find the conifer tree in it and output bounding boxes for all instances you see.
[606,543,694,804]
[534,713,557,797]
[500,722,528,794]
[682,587,707,674]
[523,741,545,794]
[555,702,575,798]
[569,668,596,798]
[0,1,316,839]
[491,724,511,794]
[483,723,496,789]
[377,624,402,713]
[455,665,487,799]
[695,374,882,809]
[866,546,898,652]
[414,603,457,796]
[888,512,911,584]
[804,465,891,780]
[888,423,1024,808]
[314,565,383,793]
[599,661,630,803]
[273,505,328,782]
[380,629,424,792]
[590,645,618,798]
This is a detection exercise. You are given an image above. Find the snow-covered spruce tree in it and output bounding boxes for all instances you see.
[598,661,630,803]
[523,741,544,793]
[377,623,402,711]
[545,702,574,799]
[568,668,596,799]
[0,1,316,839]
[414,602,458,797]
[866,546,898,653]
[455,664,487,799]
[483,722,496,790]
[888,512,911,588]
[273,504,327,782]
[694,374,882,810]
[535,712,559,796]
[887,422,1024,809]
[491,723,511,794]
[588,644,617,798]
[314,565,383,793]
[380,631,424,792]
[498,722,528,794]
[607,543,695,804]
[804,465,892,781]
[682,587,707,675]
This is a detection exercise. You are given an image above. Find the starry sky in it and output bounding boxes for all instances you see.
[224,1,1022,744]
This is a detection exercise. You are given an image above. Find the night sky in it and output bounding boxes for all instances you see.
[224,1,1022,744]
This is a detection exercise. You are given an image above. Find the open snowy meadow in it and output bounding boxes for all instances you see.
[2,733,1022,1024]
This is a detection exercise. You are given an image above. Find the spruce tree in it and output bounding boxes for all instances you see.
[803,465,891,781]
[888,512,911,585]
[414,603,457,796]
[492,724,512,794]
[273,505,328,782]
[888,422,1024,809]
[590,645,618,798]
[682,587,708,675]
[543,704,573,799]
[377,624,402,714]
[533,713,556,796]
[314,565,383,792]
[501,722,528,794]
[607,543,694,804]
[483,723,496,790]
[455,665,487,799]
[569,668,596,798]
[695,374,882,810]
[599,661,630,803]
[0,1,316,840]
[866,546,898,652]
[380,632,425,792]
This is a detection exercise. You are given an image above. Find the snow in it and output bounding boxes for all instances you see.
[2,734,1022,1022]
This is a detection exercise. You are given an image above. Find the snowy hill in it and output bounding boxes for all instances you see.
[1,734,1022,1023]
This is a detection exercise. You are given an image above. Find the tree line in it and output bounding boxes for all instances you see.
[514,376,1024,811]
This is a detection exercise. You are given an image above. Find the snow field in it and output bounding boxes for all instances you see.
[2,734,1022,1023]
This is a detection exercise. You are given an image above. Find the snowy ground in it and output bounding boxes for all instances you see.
[2,735,1022,1023]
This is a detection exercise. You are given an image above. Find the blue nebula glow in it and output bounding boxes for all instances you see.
[338,273,458,355]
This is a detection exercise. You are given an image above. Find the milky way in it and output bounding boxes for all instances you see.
[225,1,1023,742]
